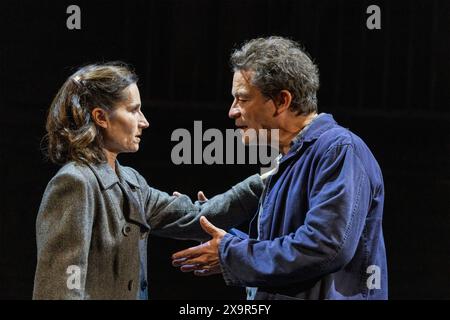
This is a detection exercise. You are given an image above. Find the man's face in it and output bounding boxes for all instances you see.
[229,70,277,144]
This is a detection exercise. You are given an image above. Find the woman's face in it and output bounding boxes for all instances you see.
[102,83,149,154]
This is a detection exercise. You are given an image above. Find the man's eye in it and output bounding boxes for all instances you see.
[237,98,248,102]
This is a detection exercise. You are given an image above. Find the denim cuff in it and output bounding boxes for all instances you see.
[219,233,246,287]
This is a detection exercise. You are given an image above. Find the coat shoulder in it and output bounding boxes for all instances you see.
[48,161,97,188]
[55,162,95,181]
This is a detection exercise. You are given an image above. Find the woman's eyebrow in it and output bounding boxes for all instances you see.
[129,103,141,109]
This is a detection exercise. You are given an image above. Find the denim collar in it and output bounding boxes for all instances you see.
[283,113,337,159]
[290,113,325,147]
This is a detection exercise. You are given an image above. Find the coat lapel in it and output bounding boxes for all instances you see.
[117,180,150,230]
[87,161,150,230]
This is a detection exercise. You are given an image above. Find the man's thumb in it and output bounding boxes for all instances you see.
[197,191,208,201]
[200,216,218,236]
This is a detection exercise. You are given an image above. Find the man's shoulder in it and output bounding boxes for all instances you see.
[314,124,355,151]
[314,124,377,167]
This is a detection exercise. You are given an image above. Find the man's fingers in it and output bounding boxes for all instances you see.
[172,243,204,260]
[173,191,182,197]
[178,264,219,274]
[172,256,205,267]
[194,270,219,277]
[172,258,187,267]
[194,269,212,276]
[173,257,205,267]
[194,265,222,276]
[199,216,219,236]
[197,191,208,201]
[180,264,202,272]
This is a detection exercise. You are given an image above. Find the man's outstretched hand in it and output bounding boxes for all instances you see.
[172,216,226,276]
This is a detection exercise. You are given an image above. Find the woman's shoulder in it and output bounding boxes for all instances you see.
[49,161,97,186]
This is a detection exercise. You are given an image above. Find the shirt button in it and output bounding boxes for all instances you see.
[141,280,148,291]
[122,224,132,236]
[140,226,147,239]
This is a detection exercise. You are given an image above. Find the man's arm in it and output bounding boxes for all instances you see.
[172,144,372,287]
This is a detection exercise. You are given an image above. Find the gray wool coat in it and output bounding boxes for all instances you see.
[33,161,263,300]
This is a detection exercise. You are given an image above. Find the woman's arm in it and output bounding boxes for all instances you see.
[135,172,264,241]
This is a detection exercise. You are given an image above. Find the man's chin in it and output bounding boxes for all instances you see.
[241,136,259,146]
[239,128,257,144]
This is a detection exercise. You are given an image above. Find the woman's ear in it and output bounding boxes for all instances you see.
[91,107,109,129]
[273,90,293,115]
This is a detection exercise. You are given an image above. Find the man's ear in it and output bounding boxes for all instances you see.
[273,90,292,115]
[91,107,109,129]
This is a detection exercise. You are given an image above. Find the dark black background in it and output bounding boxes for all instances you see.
[0,0,449,299]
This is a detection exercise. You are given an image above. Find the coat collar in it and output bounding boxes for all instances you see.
[87,160,140,190]
[87,160,150,230]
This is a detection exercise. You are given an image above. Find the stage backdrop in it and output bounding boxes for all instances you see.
[0,0,449,299]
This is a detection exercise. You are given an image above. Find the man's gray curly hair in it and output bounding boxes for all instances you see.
[230,36,319,115]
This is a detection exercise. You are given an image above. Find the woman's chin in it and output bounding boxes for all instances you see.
[120,146,139,153]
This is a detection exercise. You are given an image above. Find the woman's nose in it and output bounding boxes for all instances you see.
[140,112,150,128]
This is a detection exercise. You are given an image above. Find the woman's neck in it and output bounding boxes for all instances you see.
[102,148,118,172]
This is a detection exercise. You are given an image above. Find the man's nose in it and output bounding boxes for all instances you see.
[228,103,241,119]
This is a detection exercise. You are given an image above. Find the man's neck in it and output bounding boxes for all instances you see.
[279,112,318,154]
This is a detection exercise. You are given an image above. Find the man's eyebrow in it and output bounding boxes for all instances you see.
[232,90,250,98]
[129,103,141,109]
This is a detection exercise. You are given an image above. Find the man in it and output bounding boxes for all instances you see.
[172,36,387,300]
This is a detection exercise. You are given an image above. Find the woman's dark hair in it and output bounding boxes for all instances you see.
[43,62,138,165]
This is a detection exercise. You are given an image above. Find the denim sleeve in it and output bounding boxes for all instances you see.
[219,144,372,287]
[141,174,263,241]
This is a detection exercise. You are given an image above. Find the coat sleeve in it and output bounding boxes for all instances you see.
[136,173,264,241]
[33,172,94,300]
[218,144,372,287]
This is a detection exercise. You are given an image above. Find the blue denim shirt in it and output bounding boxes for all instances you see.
[219,114,387,300]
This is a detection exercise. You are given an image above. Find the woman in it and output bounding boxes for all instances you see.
[33,62,263,299]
